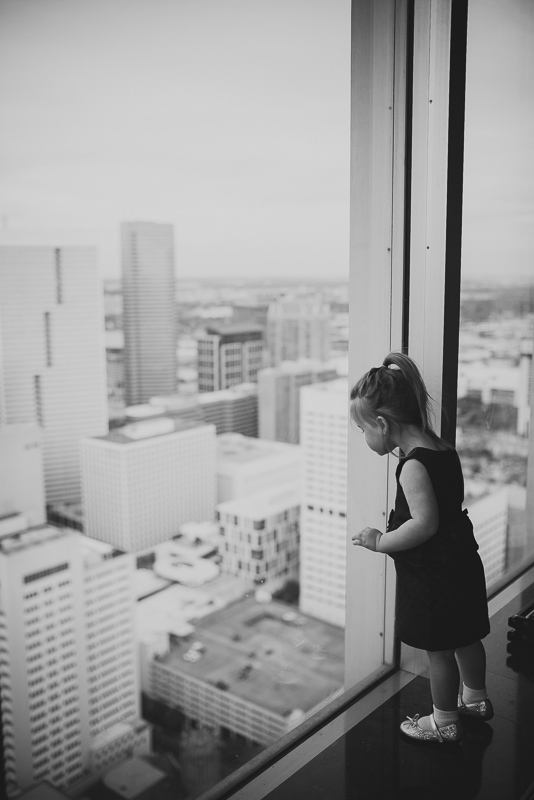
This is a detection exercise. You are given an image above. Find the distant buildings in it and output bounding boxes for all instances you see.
[0,246,108,504]
[467,488,508,587]
[121,222,177,405]
[457,338,532,437]
[150,384,259,437]
[216,486,300,584]
[143,596,344,746]
[81,416,217,552]
[258,360,338,444]
[216,433,302,504]
[198,383,258,437]
[196,324,264,392]
[0,518,145,796]
[299,379,348,628]
[266,295,330,367]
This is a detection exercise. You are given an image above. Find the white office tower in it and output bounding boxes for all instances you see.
[0,247,108,504]
[299,379,348,627]
[0,424,45,527]
[198,383,258,437]
[81,416,217,552]
[216,433,302,504]
[196,324,264,392]
[258,360,338,444]
[217,487,300,585]
[121,222,177,406]
[0,518,143,796]
[266,295,331,367]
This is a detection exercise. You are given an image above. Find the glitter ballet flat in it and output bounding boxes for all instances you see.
[400,713,463,743]
[457,694,494,721]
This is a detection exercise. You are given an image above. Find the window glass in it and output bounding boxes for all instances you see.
[0,1,354,799]
[459,0,534,593]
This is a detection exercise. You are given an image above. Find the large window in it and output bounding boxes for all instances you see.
[2,2,533,799]
[458,0,534,594]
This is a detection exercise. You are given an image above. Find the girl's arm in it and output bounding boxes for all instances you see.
[376,459,439,554]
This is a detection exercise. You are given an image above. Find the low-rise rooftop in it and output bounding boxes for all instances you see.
[155,596,344,717]
[94,415,208,445]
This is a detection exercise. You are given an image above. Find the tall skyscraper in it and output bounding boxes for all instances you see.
[121,222,177,405]
[0,424,45,527]
[299,379,348,627]
[0,517,143,796]
[0,246,108,504]
[266,294,331,367]
[258,360,338,444]
[81,416,217,552]
[196,324,264,393]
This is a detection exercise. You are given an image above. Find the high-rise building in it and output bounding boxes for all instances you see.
[258,360,338,444]
[121,222,177,405]
[81,416,217,552]
[299,379,348,627]
[266,295,330,367]
[0,246,108,504]
[216,487,300,584]
[0,518,144,796]
[216,433,302,504]
[196,324,264,393]
[0,424,45,527]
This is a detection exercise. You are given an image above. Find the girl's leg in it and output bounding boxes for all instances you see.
[456,640,487,690]
[402,649,461,735]
[427,648,460,711]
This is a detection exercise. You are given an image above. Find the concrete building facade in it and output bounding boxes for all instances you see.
[197,324,264,393]
[0,246,108,503]
[216,487,300,584]
[0,519,143,796]
[216,433,302,504]
[81,417,217,551]
[299,379,348,628]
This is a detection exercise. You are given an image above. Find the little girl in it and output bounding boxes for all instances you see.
[350,352,493,743]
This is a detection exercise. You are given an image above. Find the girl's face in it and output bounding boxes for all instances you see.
[352,403,390,456]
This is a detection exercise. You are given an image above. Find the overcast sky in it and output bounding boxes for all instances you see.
[0,0,532,281]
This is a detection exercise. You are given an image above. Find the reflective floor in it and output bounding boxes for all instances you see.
[260,585,534,800]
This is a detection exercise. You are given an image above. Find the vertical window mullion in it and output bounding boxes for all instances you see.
[346,0,407,688]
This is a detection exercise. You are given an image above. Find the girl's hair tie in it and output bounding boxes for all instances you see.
[387,363,400,370]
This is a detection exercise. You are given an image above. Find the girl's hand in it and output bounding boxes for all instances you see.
[351,527,383,552]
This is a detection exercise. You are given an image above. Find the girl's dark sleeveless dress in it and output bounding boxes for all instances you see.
[388,447,490,651]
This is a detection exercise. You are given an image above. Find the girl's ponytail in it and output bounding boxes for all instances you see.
[350,351,450,449]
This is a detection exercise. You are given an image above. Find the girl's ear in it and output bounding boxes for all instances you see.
[376,415,388,435]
